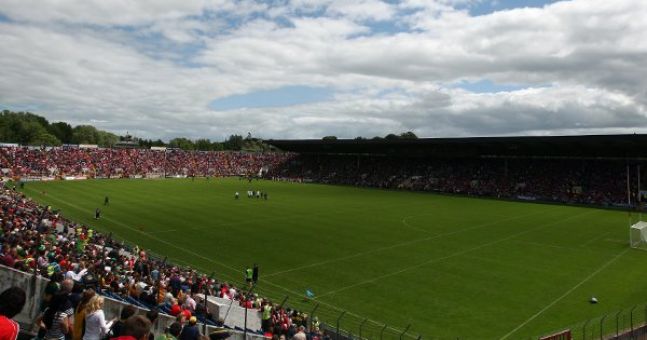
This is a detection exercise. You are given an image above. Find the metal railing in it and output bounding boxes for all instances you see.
[538,303,647,340]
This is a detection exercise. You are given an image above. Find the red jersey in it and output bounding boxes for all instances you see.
[0,316,19,340]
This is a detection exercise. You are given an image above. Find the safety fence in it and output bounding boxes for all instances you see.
[132,242,422,340]
[538,303,647,340]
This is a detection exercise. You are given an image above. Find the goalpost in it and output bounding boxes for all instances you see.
[629,221,647,249]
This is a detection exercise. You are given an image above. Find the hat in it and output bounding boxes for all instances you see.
[189,316,197,324]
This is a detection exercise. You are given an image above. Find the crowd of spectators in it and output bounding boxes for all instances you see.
[270,155,639,207]
[0,184,327,340]
[1,145,640,208]
[0,147,293,178]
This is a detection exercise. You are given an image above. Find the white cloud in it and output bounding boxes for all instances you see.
[0,0,646,140]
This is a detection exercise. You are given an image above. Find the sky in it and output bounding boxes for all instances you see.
[0,0,646,141]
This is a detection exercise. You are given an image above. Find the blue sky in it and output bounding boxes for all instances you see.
[467,0,560,15]
[210,86,333,110]
[0,0,644,139]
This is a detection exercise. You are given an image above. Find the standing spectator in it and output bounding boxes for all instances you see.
[72,289,96,340]
[245,267,253,288]
[83,296,116,340]
[0,287,27,340]
[38,293,73,340]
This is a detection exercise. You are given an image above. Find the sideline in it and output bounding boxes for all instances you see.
[498,247,630,340]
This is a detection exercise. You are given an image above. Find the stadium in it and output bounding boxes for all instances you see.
[1,1,647,340]
[2,134,647,340]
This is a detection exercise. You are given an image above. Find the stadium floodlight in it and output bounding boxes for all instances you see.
[629,221,647,249]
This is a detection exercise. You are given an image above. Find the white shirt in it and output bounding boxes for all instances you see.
[83,310,113,340]
[183,296,197,312]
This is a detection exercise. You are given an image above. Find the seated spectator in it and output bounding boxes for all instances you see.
[110,305,137,338]
[111,315,152,340]
[155,322,182,340]
[179,316,201,340]
[291,326,306,340]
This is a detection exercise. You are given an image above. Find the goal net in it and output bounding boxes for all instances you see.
[630,221,647,249]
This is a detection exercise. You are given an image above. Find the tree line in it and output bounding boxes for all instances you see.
[0,110,119,146]
[0,110,264,151]
[322,131,418,140]
[1,110,420,151]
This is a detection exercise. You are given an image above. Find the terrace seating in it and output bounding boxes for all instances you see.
[0,184,311,339]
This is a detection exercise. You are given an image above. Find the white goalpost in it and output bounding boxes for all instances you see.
[629,221,647,249]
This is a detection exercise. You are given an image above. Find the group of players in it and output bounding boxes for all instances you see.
[235,189,268,200]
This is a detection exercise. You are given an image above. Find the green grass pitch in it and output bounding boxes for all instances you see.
[18,178,647,339]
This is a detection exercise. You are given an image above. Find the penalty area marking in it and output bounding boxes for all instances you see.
[498,247,630,340]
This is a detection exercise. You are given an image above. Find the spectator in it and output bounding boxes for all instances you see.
[156,322,182,340]
[72,289,96,340]
[179,316,201,340]
[0,287,27,340]
[110,305,137,338]
[145,308,160,340]
[111,315,152,340]
[182,293,196,314]
[291,326,306,340]
[83,296,116,340]
[38,292,73,340]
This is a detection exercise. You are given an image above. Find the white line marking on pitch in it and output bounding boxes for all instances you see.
[579,231,610,247]
[33,193,245,282]
[264,208,555,278]
[400,215,434,234]
[146,229,177,234]
[314,210,596,299]
[498,247,630,340]
[38,192,364,325]
[513,240,589,251]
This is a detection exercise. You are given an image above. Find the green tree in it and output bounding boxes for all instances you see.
[71,125,100,144]
[210,141,224,151]
[223,135,244,150]
[169,137,195,150]
[97,130,119,147]
[399,131,418,139]
[151,139,166,147]
[48,122,74,144]
[31,131,62,146]
[195,138,212,151]
[384,133,399,140]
